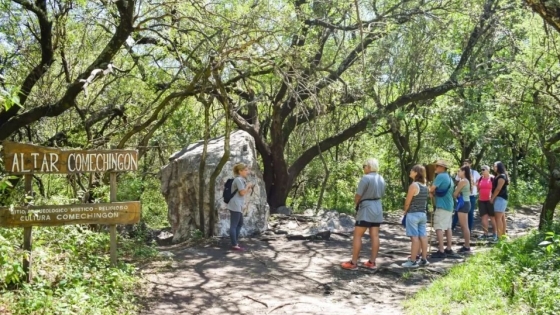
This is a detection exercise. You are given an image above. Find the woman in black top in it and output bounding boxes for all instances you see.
[491,161,509,238]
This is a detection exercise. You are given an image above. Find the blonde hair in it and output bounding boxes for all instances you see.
[364,158,379,172]
[233,163,248,175]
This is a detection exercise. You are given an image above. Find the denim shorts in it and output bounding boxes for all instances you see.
[405,212,427,237]
[494,197,507,212]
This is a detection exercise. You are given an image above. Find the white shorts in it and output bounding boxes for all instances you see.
[434,208,453,230]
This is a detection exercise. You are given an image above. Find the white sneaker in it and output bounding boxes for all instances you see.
[402,259,419,268]
[418,259,430,267]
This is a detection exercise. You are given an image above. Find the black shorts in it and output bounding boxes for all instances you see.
[479,200,494,217]
[457,201,471,213]
[355,220,381,227]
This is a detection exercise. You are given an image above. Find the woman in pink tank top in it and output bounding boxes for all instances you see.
[477,165,496,240]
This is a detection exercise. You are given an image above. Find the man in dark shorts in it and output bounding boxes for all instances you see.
[341,158,386,270]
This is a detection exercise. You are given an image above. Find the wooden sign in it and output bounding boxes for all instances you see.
[2,141,138,174]
[0,202,141,228]
[1,141,142,276]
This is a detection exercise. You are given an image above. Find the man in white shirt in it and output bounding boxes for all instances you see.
[452,159,481,232]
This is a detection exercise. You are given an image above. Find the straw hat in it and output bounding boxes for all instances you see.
[434,159,450,169]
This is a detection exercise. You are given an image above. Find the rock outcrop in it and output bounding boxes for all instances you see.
[160,130,269,243]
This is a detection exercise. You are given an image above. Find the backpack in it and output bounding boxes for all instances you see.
[455,195,465,211]
[223,178,238,203]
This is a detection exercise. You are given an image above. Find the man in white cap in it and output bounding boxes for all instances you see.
[429,160,455,258]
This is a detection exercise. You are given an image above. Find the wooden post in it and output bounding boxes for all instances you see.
[0,141,140,269]
[109,172,117,266]
[23,174,33,283]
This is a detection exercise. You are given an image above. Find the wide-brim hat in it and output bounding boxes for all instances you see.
[433,159,450,169]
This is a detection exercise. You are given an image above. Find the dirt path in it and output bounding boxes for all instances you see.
[139,206,540,315]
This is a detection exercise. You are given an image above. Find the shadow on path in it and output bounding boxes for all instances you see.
[139,207,540,315]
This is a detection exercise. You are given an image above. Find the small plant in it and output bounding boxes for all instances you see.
[0,225,152,314]
[191,229,204,240]
[402,271,413,280]
[538,231,560,255]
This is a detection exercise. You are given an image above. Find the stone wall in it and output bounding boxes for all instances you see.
[160,130,269,243]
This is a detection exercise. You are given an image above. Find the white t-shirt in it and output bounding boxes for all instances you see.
[455,170,481,196]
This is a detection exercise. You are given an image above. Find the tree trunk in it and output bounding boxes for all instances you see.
[525,1,560,34]
[198,98,211,235]
[539,181,560,230]
[316,148,330,213]
[264,159,293,211]
[208,110,231,237]
[511,146,519,189]
[208,68,233,237]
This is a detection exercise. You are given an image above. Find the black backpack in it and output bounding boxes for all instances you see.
[223,178,238,203]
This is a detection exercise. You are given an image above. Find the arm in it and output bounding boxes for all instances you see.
[354,194,361,208]
[355,176,367,207]
[238,183,253,196]
[453,179,466,198]
[403,183,418,214]
[235,179,252,196]
[429,184,436,193]
[474,172,481,185]
[490,178,505,203]
[430,176,440,193]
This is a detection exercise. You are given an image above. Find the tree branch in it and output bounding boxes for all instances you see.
[0,0,53,126]
[546,130,560,148]
[525,0,560,34]
[287,76,482,181]
[0,0,136,140]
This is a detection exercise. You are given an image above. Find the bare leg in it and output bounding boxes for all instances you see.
[410,236,420,260]
[420,236,428,260]
[351,227,368,263]
[481,214,489,235]
[436,229,444,252]
[458,212,470,247]
[369,226,380,263]
[490,216,497,236]
[495,213,504,238]
[445,228,453,250]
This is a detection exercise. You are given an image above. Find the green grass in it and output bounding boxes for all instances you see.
[404,223,560,315]
[0,226,159,315]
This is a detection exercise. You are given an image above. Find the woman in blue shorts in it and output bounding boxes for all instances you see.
[491,161,509,238]
[402,164,430,268]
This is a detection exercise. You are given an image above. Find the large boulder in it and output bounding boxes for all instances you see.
[160,130,269,243]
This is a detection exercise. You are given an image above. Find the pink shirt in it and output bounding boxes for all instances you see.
[478,177,493,201]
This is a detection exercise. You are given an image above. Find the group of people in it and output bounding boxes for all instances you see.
[341,158,510,270]
[225,159,510,271]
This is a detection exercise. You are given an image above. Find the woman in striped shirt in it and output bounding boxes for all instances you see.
[402,164,430,268]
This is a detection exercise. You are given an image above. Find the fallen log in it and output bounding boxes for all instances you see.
[270,214,317,223]
[286,230,331,241]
